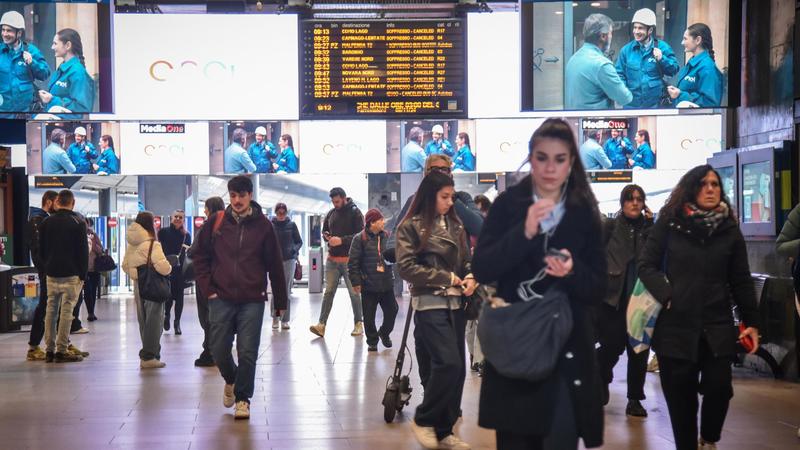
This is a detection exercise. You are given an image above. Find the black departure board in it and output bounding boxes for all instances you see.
[300,19,467,118]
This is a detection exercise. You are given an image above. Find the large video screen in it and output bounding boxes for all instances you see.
[741,161,772,224]
[26,121,120,175]
[300,19,467,119]
[113,14,298,120]
[522,0,736,111]
[0,2,112,117]
[120,122,209,175]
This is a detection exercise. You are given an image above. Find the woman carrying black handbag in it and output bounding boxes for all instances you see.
[122,212,173,369]
[472,118,607,450]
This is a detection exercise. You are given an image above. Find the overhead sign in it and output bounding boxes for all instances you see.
[34,176,80,189]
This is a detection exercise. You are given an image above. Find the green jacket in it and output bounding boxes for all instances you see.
[776,203,800,259]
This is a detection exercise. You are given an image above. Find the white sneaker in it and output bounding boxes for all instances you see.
[71,327,90,335]
[223,384,235,408]
[309,323,325,337]
[438,434,471,450]
[410,420,438,449]
[140,359,166,369]
[234,401,250,420]
[351,321,364,336]
[281,321,291,330]
[272,317,280,329]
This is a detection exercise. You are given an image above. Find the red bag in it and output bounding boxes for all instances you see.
[294,260,302,281]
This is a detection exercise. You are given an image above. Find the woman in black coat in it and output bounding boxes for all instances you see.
[473,118,607,450]
[638,164,759,450]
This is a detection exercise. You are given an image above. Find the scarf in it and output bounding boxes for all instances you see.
[684,202,729,233]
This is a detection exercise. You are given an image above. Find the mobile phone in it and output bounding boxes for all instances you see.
[546,248,569,261]
[738,323,755,353]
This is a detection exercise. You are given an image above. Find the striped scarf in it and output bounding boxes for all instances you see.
[684,202,729,233]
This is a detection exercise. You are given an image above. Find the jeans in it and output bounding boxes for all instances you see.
[465,319,483,364]
[44,276,83,354]
[414,307,466,440]
[361,290,398,346]
[84,271,100,316]
[271,258,295,322]
[28,272,48,347]
[165,273,185,324]
[196,285,211,354]
[134,283,164,361]
[318,260,363,325]
[209,299,265,403]
[595,303,649,400]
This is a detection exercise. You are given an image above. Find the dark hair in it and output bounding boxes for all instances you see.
[232,128,247,146]
[329,187,346,199]
[86,217,94,227]
[205,196,225,214]
[528,118,599,214]
[227,175,253,194]
[41,190,58,207]
[619,184,646,209]
[402,172,459,251]
[50,128,66,147]
[135,211,156,237]
[56,189,74,206]
[274,202,288,213]
[687,23,715,61]
[101,135,114,149]
[280,134,293,148]
[474,194,492,213]
[457,132,471,148]
[660,165,734,219]
[56,28,86,66]
[408,126,424,144]
[636,129,650,144]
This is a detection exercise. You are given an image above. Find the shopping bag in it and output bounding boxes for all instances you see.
[626,278,662,354]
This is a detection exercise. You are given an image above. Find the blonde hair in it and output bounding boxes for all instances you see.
[424,154,452,175]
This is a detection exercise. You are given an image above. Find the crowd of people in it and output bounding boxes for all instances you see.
[43,126,119,175]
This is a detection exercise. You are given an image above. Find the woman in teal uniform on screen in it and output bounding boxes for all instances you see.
[273,134,299,174]
[38,28,95,114]
[667,23,723,108]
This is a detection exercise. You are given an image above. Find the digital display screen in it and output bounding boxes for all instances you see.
[300,19,467,118]
[741,161,771,223]
[716,165,735,205]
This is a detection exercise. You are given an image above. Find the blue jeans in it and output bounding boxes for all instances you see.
[318,260,363,325]
[209,299,265,403]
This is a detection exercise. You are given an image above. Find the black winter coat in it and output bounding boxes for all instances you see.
[272,218,302,261]
[158,224,191,277]
[638,212,759,362]
[603,214,652,308]
[26,207,49,270]
[471,176,606,447]
[39,209,89,281]
[348,229,394,293]
[323,198,363,258]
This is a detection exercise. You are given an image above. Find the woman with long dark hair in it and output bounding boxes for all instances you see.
[38,28,95,113]
[273,134,299,173]
[630,129,655,169]
[396,171,476,450]
[473,118,606,449]
[667,23,723,108]
[638,165,759,449]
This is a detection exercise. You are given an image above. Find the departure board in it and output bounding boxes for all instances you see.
[300,19,467,118]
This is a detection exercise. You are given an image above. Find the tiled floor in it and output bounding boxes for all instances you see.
[0,288,798,449]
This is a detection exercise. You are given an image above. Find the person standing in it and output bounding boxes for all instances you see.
[629,129,655,169]
[776,201,800,416]
[93,135,120,175]
[271,202,303,330]
[401,126,427,173]
[424,124,454,157]
[158,209,191,334]
[25,190,58,361]
[192,175,288,420]
[667,24,724,108]
[67,127,97,174]
[452,132,475,172]
[38,28,95,113]
[248,126,277,173]
[580,130,613,170]
[273,134,299,174]
[615,8,680,109]
[348,209,398,352]
[565,13,632,110]
[596,185,653,417]
[0,11,50,115]
[309,187,365,338]
[83,217,103,322]
[473,118,606,449]
[42,128,76,174]
[638,165,759,449]
[396,172,475,450]
[603,129,633,170]
[122,211,173,369]
[224,127,257,174]
[39,190,88,363]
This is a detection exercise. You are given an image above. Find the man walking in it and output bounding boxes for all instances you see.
[158,209,191,334]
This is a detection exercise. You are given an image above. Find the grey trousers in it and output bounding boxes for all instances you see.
[134,283,165,361]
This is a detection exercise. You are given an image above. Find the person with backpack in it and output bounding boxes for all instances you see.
[271,202,303,329]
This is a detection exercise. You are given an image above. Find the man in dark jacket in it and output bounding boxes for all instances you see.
[348,209,398,352]
[192,176,288,420]
[310,187,364,338]
[25,190,58,361]
[39,190,88,363]
[158,209,191,334]
[270,202,303,329]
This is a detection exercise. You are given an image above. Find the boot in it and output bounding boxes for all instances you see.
[174,320,182,335]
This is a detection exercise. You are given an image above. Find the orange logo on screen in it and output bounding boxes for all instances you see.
[148,60,235,82]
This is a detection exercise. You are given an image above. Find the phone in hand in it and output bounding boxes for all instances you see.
[545,248,569,262]
[738,323,755,353]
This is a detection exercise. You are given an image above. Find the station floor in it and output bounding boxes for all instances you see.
[0,288,798,450]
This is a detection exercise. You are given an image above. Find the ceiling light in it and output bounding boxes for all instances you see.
[590,2,601,6]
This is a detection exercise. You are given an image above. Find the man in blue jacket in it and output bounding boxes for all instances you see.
[401,126,427,173]
[565,13,632,110]
[42,128,76,174]
[603,129,633,169]
[424,124,454,157]
[224,127,256,174]
[247,126,276,173]
[67,127,97,174]
[615,8,680,109]
[0,11,50,116]
[580,130,612,170]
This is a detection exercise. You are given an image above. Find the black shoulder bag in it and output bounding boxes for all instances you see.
[137,240,171,303]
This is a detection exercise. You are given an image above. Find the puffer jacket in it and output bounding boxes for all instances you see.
[122,223,172,281]
[395,214,471,297]
[602,214,652,308]
[348,229,394,293]
[776,202,800,259]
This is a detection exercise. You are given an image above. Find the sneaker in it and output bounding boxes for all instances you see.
[45,351,54,363]
[351,321,364,336]
[68,344,89,358]
[272,317,280,329]
[647,355,659,373]
[367,344,378,352]
[194,352,215,367]
[55,352,83,363]
[27,346,46,361]
[140,359,166,369]
[309,323,326,338]
[698,438,718,449]
[625,400,648,418]
[234,401,250,420]
[223,384,235,408]
[410,420,438,449]
[281,321,291,330]
[380,334,393,348]
[71,327,90,335]
[438,434,471,450]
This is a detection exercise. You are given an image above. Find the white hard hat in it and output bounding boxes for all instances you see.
[631,8,657,28]
[74,126,87,136]
[0,11,25,30]
[254,126,267,136]
[431,124,444,134]
[676,100,700,108]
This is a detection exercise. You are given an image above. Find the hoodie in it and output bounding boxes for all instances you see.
[322,198,364,259]
[122,222,172,281]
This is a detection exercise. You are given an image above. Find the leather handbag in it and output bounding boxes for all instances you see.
[137,240,171,303]
[477,285,573,382]
[94,251,117,272]
[462,285,487,321]
[294,260,303,281]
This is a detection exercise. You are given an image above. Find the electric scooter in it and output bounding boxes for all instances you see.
[382,299,414,423]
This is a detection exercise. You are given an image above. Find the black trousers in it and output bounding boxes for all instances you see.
[414,307,466,440]
[595,303,649,400]
[361,290,398,346]
[83,271,100,316]
[659,338,733,450]
[196,285,211,353]
[165,274,185,323]
[71,291,84,331]
[28,272,48,347]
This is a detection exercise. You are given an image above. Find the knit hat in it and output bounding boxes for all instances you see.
[364,208,384,227]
